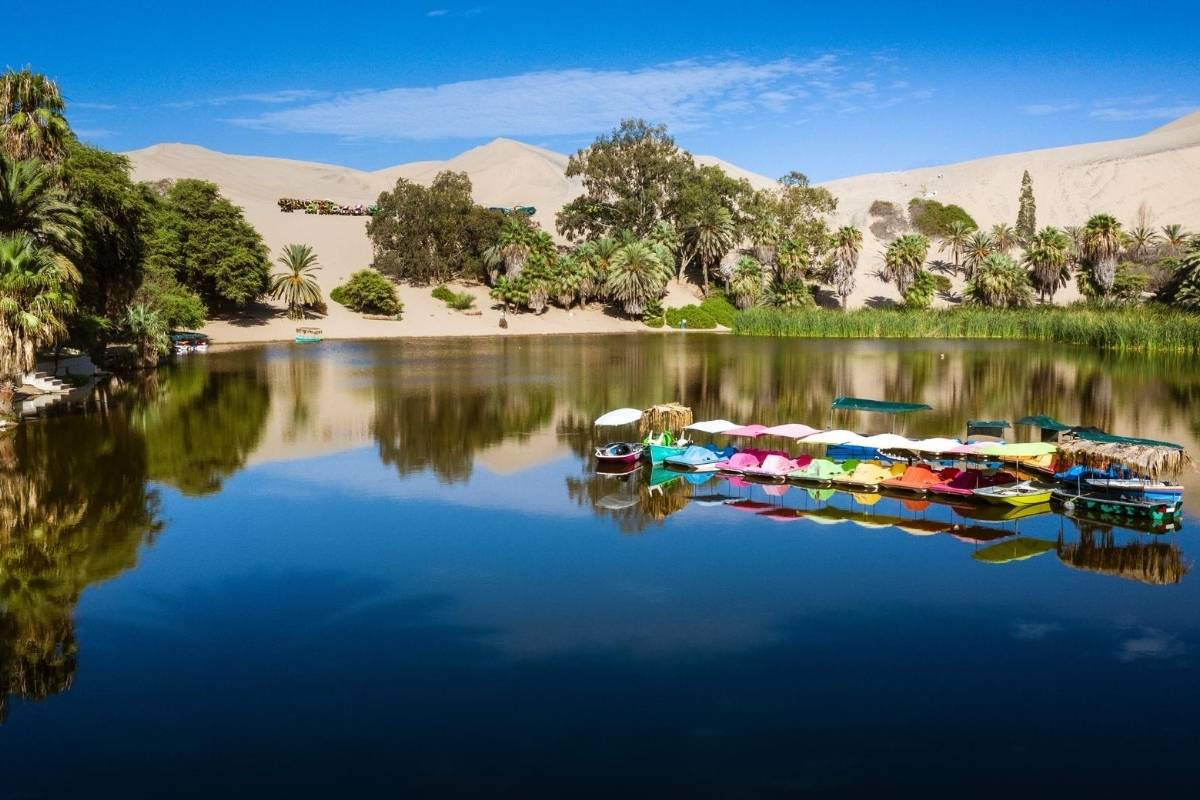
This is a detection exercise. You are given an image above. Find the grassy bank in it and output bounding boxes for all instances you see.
[730,307,1200,354]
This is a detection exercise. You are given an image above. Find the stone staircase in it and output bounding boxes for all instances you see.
[19,368,99,418]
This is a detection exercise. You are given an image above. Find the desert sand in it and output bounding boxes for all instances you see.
[127,111,1200,343]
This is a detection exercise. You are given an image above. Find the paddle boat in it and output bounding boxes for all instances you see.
[1083,477,1183,503]
[294,326,323,344]
[880,463,955,495]
[644,431,690,465]
[830,461,904,490]
[664,444,731,472]
[787,458,846,485]
[929,469,1017,498]
[594,441,645,465]
[972,480,1054,507]
[719,451,762,474]
[741,454,806,483]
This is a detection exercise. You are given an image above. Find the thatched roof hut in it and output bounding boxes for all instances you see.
[639,403,693,437]
[1056,432,1192,479]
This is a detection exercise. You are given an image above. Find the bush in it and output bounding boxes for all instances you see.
[1077,261,1150,305]
[903,270,936,310]
[332,269,402,316]
[664,305,717,329]
[908,198,978,237]
[700,293,737,326]
[431,285,454,302]
[868,200,908,241]
[931,274,953,294]
[642,298,665,328]
[432,285,476,310]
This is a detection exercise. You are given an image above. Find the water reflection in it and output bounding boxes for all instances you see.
[1,335,1197,729]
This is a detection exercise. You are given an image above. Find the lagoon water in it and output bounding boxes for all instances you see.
[2,335,1198,794]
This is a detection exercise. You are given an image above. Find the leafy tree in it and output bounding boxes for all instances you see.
[1083,213,1123,298]
[557,119,694,240]
[368,171,504,285]
[143,179,269,308]
[881,234,929,298]
[61,142,148,317]
[332,269,402,315]
[0,153,80,258]
[729,256,765,309]
[829,225,862,310]
[964,252,1033,308]
[1156,238,1200,310]
[1,234,77,415]
[646,220,680,277]
[903,269,937,310]
[770,278,815,309]
[132,260,206,329]
[937,219,975,271]
[0,67,69,161]
[123,303,169,368]
[605,240,668,316]
[270,244,322,319]
[1015,170,1037,243]
[908,198,977,237]
[681,204,736,294]
[1023,226,1071,302]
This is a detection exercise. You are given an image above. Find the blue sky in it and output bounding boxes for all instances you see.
[8,0,1198,180]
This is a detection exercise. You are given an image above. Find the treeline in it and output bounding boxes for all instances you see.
[1,68,273,414]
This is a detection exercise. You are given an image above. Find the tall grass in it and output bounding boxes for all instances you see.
[730,307,1200,355]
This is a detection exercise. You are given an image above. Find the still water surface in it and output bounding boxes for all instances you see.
[1,335,1198,794]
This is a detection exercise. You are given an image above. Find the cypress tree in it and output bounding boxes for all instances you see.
[1016,170,1037,243]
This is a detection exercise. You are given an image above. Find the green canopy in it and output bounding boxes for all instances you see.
[1072,429,1183,449]
[1016,415,1072,431]
[831,396,932,414]
[972,537,1056,564]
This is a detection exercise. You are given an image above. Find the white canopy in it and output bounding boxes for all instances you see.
[858,433,921,450]
[800,429,864,445]
[594,407,642,427]
[684,419,741,434]
[909,437,964,454]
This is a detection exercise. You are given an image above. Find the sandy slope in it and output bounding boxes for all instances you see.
[126,112,1200,340]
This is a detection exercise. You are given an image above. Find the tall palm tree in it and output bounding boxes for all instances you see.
[964,252,1033,308]
[495,218,540,277]
[830,225,862,310]
[881,234,929,298]
[1161,223,1191,258]
[1083,214,1123,298]
[729,256,765,309]
[681,205,736,294]
[1,234,77,414]
[1124,224,1161,262]
[938,220,974,271]
[0,68,70,161]
[647,220,680,278]
[774,239,809,283]
[1023,226,1071,303]
[605,241,666,316]
[124,303,170,368]
[270,244,322,320]
[0,153,80,258]
[961,231,995,279]
[990,223,1017,254]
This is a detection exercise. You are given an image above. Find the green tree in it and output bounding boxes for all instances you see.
[0,235,78,415]
[962,230,995,278]
[368,171,503,285]
[0,153,80,258]
[937,219,975,271]
[681,205,736,295]
[990,222,1018,254]
[881,234,929,298]
[903,269,937,310]
[557,119,694,240]
[123,303,169,368]
[1124,224,1160,262]
[143,179,269,308]
[964,252,1033,308]
[829,225,863,310]
[1083,213,1123,298]
[908,198,977,237]
[1156,238,1200,310]
[1023,226,1071,302]
[729,256,765,309]
[1160,223,1190,258]
[0,68,70,161]
[1015,170,1037,243]
[605,240,667,316]
[131,259,206,329]
[270,244,322,320]
[331,269,402,315]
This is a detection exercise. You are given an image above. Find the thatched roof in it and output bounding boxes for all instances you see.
[1056,436,1192,479]
[639,403,693,437]
[1057,532,1190,586]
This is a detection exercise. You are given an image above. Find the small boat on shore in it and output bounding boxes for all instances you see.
[1083,478,1183,502]
[295,326,323,344]
[595,442,644,464]
[972,481,1054,507]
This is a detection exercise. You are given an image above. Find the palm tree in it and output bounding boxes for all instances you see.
[729,256,766,309]
[647,220,680,278]
[605,241,666,316]
[1156,238,1200,310]
[270,244,322,319]
[124,304,170,369]
[0,154,80,258]
[1083,213,1123,298]
[775,239,809,283]
[551,254,581,308]
[964,252,1033,308]
[495,218,540,277]
[830,225,862,310]
[1124,224,1161,262]
[938,220,974,271]
[0,234,77,415]
[990,223,1017,254]
[961,231,994,279]
[0,68,70,161]
[1161,223,1191,258]
[681,205,736,294]
[1023,226,1071,303]
[881,234,929,298]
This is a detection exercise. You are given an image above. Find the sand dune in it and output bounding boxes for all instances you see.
[126,111,1200,340]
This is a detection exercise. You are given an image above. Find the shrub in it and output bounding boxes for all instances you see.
[1077,261,1150,305]
[931,274,953,294]
[642,298,665,328]
[964,253,1033,308]
[868,200,908,241]
[908,198,978,237]
[432,284,476,310]
[431,285,454,302]
[332,269,402,315]
[903,270,936,310]
[664,305,717,329]
[700,293,737,326]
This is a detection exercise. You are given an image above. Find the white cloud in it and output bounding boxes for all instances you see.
[74,128,116,139]
[1018,102,1080,116]
[1090,103,1197,122]
[72,101,118,111]
[426,8,448,15]
[165,89,330,110]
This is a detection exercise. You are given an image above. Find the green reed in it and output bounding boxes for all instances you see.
[730,307,1200,354]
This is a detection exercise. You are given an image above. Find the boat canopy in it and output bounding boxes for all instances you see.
[723,424,770,438]
[684,419,741,434]
[831,396,932,413]
[762,423,823,439]
[978,442,1057,458]
[800,428,861,445]
[909,437,963,454]
[1072,429,1183,449]
[858,433,919,450]
[594,407,643,427]
[1016,414,1073,431]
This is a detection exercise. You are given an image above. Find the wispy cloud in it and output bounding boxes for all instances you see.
[74,128,116,139]
[426,6,482,17]
[1090,103,1197,121]
[230,56,930,141]
[1018,102,1080,116]
[165,89,331,110]
[71,101,118,111]
[426,8,448,15]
